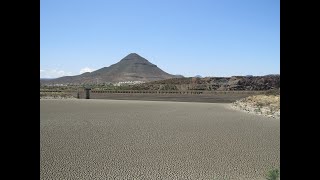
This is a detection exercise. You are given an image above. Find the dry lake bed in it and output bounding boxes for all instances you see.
[40,99,279,180]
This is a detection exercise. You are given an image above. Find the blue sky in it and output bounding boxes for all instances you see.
[40,0,279,78]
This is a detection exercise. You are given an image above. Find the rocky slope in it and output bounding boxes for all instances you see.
[130,75,280,91]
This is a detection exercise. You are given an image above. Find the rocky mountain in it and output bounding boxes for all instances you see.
[41,53,182,84]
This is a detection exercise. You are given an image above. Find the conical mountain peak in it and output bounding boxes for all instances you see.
[121,53,145,61]
[127,53,140,57]
[41,53,181,84]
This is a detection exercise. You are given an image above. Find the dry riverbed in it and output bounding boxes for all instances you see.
[40,99,279,179]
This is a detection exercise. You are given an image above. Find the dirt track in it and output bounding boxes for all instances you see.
[40,99,279,180]
[88,93,258,103]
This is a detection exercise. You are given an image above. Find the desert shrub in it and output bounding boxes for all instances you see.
[256,102,266,107]
[265,88,280,96]
[266,168,280,180]
[40,91,75,98]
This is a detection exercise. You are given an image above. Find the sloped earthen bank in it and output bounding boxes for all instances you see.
[231,95,280,119]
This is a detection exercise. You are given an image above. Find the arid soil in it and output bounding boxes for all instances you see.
[88,92,260,103]
[231,95,280,119]
[41,99,279,179]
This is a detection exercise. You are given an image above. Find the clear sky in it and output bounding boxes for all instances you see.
[40,0,279,78]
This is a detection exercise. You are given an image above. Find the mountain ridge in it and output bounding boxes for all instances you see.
[41,53,182,84]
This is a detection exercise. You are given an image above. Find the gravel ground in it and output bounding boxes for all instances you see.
[40,99,279,180]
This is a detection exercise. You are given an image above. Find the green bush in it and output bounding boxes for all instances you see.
[266,168,280,180]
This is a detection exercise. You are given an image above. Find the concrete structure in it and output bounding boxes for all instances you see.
[85,88,91,99]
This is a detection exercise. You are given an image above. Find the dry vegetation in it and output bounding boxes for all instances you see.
[40,92,76,99]
[232,94,280,119]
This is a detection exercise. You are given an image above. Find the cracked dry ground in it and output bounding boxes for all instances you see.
[40,99,279,180]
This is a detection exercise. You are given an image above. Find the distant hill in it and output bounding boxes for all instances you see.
[130,75,280,91]
[40,53,181,85]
